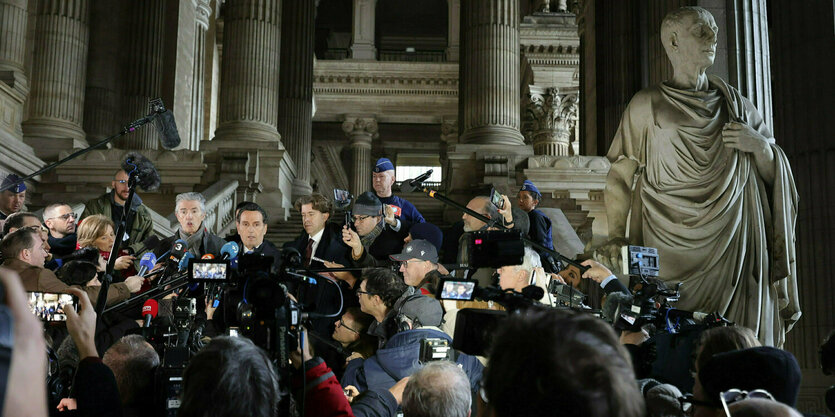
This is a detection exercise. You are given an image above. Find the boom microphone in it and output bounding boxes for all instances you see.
[121,152,161,191]
[141,299,159,328]
[400,169,434,193]
[150,98,181,150]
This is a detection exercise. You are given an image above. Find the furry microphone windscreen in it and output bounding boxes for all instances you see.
[122,152,161,191]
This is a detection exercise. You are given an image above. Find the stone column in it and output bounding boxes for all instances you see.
[0,0,28,91]
[278,0,314,198]
[523,86,579,156]
[188,0,211,150]
[119,0,166,150]
[21,0,90,160]
[213,0,281,143]
[342,115,378,197]
[83,0,124,143]
[350,0,376,60]
[458,0,524,145]
[445,0,460,62]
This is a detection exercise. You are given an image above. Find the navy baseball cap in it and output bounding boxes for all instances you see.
[373,158,395,173]
[390,239,439,263]
[1,174,26,193]
[520,180,540,198]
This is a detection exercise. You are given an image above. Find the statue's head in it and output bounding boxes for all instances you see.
[660,6,719,70]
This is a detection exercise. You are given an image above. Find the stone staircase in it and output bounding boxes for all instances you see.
[394,192,446,226]
[265,212,304,246]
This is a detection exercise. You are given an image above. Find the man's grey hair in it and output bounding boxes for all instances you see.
[471,195,501,226]
[402,361,471,417]
[513,246,542,273]
[175,192,207,214]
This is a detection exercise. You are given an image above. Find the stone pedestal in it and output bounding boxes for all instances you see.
[350,0,376,60]
[278,0,315,198]
[342,115,377,197]
[458,0,524,146]
[523,86,579,156]
[0,0,29,93]
[21,0,90,160]
[522,155,610,245]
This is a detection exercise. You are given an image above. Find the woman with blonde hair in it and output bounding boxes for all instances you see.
[75,215,145,298]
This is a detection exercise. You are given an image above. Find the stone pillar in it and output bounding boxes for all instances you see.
[523,86,579,156]
[213,0,281,144]
[21,0,90,160]
[205,0,291,222]
[350,0,376,60]
[278,0,314,198]
[342,115,377,197]
[445,0,460,62]
[188,0,211,150]
[458,0,524,146]
[119,0,166,150]
[83,0,124,143]
[0,0,28,91]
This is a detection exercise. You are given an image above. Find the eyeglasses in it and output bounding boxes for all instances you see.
[115,179,128,184]
[678,394,718,415]
[48,212,77,221]
[720,389,775,416]
[352,215,372,222]
[356,289,377,298]
[400,259,424,267]
[337,318,359,334]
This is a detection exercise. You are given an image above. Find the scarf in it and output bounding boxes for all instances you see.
[360,220,384,250]
[179,226,205,257]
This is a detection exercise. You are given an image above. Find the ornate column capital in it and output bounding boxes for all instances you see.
[524,86,579,156]
[342,115,379,145]
[194,0,212,28]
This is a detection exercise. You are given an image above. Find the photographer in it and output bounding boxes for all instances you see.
[341,192,410,268]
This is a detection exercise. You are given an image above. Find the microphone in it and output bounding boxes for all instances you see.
[201,254,215,260]
[137,252,157,277]
[158,239,188,285]
[150,99,181,150]
[520,285,545,301]
[142,299,159,328]
[178,252,196,272]
[121,152,161,191]
[219,241,240,260]
[602,291,634,324]
[400,169,433,192]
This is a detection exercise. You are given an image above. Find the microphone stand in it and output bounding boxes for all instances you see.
[414,185,590,274]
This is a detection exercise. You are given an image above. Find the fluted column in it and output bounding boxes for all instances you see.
[342,116,378,197]
[446,0,460,62]
[350,0,376,60]
[458,0,524,145]
[723,0,772,128]
[213,0,281,143]
[21,0,89,154]
[523,86,579,156]
[118,0,166,149]
[188,0,211,150]
[278,0,314,198]
[83,0,124,142]
[0,0,28,90]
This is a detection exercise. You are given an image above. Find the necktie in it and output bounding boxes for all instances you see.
[304,238,314,267]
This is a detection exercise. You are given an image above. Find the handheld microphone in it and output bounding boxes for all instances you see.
[150,99,182,150]
[121,152,161,191]
[141,299,159,328]
[158,239,188,285]
[219,241,240,260]
[400,169,434,193]
[178,252,196,272]
[201,254,215,259]
[137,252,157,277]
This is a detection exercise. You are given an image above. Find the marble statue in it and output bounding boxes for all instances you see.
[604,6,800,347]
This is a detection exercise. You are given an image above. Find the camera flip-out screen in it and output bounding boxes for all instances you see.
[189,259,231,282]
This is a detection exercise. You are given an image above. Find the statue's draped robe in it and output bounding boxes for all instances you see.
[606,75,800,347]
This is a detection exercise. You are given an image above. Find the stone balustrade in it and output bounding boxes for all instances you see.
[167,178,238,236]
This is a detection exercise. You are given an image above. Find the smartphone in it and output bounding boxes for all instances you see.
[188,259,232,283]
[490,188,504,209]
[333,189,351,204]
[437,279,477,301]
[228,327,239,337]
[27,292,77,322]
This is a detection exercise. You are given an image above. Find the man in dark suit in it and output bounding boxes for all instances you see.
[155,192,225,260]
[284,193,356,372]
[230,202,280,273]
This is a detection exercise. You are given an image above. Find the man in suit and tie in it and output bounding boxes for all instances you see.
[233,202,281,273]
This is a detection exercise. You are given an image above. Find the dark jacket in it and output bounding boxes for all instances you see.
[526,208,555,271]
[155,226,226,260]
[83,192,155,254]
[284,222,353,269]
[229,235,282,274]
[377,195,424,224]
[73,357,124,417]
[351,221,411,268]
[48,232,78,258]
[367,286,444,348]
[341,327,484,394]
